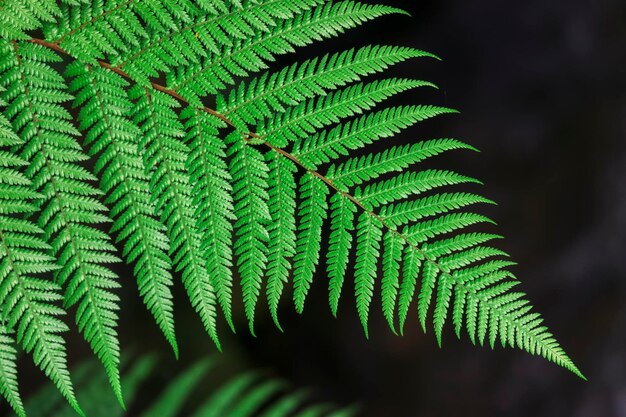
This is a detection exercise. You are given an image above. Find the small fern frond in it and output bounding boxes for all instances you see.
[0,41,122,407]
[354,213,383,338]
[293,173,328,313]
[111,0,325,85]
[327,139,473,190]
[219,45,435,132]
[181,107,236,331]
[168,1,407,105]
[355,170,481,209]
[259,78,435,146]
[65,62,178,355]
[46,0,196,62]
[294,105,453,168]
[381,231,404,334]
[0,325,22,417]
[226,131,271,335]
[397,246,422,334]
[0,94,78,415]
[0,0,60,39]
[327,194,356,317]
[130,86,220,348]
[265,152,297,329]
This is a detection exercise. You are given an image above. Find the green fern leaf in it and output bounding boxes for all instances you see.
[327,194,356,317]
[417,261,438,333]
[0,0,60,39]
[66,62,178,356]
[169,1,408,105]
[260,79,435,146]
[0,92,79,415]
[265,151,297,329]
[295,106,454,169]
[112,0,325,85]
[0,41,122,407]
[354,213,383,338]
[219,46,435,132]
[381,193,495,228]
[328,139,474,190]
[397,246,423,334]
[130,86,220,348]
[433,275,453,346]
[356,170,481,209]
[403,212,495,244]
[226,131,271,335]
[381,232,404,333]
[0,325,22,417]
[0,0,585,396]
[181,107,236,331]
[293,173,328,313]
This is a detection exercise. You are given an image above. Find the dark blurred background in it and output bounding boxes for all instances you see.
[12,0,626,416]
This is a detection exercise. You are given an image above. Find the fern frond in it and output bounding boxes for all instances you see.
[112,0,325,85]
[265,152,297,329]
[293,173,328,313]
[46,0,198,62]
[226,131,271,335]
[328,139,474,190]
[168,1,407,105]
[130,85,220,348]
[181,107,236,332]
[355,170,481,209]
[0,41,122,407]
[381,193,494,228]
[295,105,453,168]
[403,212,495,244]
[0,0,584,394]
[259,78,435,146]
[0,325,22,417]
[66,62,178,355]
[0,0,60,39]
[0,92,78,415]
[381,231,404,333]
[219,46,435,132]
[354,213,383,337]
[397,246,422,334]
[327,194,356,317]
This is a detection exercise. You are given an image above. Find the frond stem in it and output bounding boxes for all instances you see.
[27,37,463,282]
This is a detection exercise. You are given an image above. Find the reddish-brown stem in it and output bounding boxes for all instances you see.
[28,36,435,263]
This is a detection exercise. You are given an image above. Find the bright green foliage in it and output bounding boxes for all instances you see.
[328,139,472,189]
[354,213,383,337]
[181,108,236,331]
[294,106,454,169]
[226,131,271,335]
[327,194,357,317]
[66,62,178,356]
[266,152,297,329]
[0,0,60,39]
[0,0,584,414]
[397,246,422,333]
[293,173,328,313]
[130,86,220,349]
[0,326,21,417]
[0,41,121,410]
[0,91,76,415]
[381,232,404,334]
[259,78,434,145]
[19,354,356,417]
[170,1,408,106]
[219,46,436,133]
